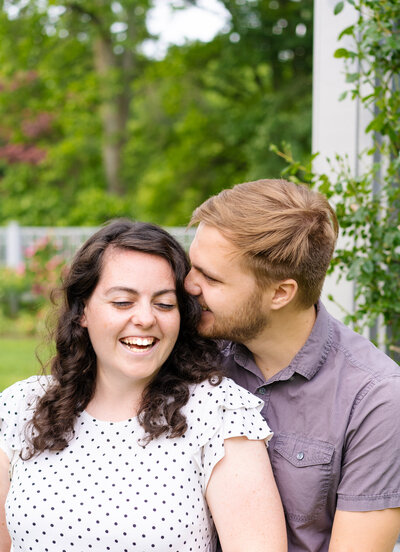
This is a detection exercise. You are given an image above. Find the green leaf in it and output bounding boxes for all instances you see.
[365,112,385,133]
[345,72,359,83]
[334,1,345,15]
[334,48,350,59]
[338,25,354,40]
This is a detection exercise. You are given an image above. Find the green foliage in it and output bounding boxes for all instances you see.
[0,235,66,335]
[0,0,153,222]
[126,0,313,224]
[275,0,400,360]
[334,2,345,15]
[0,266,28,317]
[0,0,313,226]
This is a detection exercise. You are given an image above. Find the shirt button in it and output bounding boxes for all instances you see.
[296,452,304,460]
[258,387,266,395]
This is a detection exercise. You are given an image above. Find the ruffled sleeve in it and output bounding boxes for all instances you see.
[0,376,49,462]
[186,377,273,493]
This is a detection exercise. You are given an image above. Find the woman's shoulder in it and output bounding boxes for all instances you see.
[183,377,272,492]
[0,375,52,413]
[187,376,264,412]
[182,377,267,436]
[0,375,52,460]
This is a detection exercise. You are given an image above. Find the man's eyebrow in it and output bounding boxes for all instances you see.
[106,286,176,297]
[191,265,221,281]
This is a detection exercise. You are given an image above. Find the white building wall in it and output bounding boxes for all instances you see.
[312,0,373,323]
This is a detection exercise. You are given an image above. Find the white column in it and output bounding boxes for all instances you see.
[312,0,372,323]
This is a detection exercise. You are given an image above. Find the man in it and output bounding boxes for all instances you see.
[184,179,400,551]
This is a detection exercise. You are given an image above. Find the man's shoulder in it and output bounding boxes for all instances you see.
[219,305,400,391]
[328,312,400,380]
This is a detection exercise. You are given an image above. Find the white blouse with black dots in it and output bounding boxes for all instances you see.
[0,376,272,552]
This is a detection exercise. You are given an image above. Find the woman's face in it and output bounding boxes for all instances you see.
[81,247,181,392]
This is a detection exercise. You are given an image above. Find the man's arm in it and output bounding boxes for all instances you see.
[329,509,400,552]
[332,373,400,551]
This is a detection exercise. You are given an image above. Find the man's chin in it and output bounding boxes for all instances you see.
[198,322,229,340]
[197,311,217,338]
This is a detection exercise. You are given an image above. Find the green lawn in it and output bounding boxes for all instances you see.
[0,338,46,391]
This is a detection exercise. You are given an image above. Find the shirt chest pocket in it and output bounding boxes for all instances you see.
[271,433,335,522]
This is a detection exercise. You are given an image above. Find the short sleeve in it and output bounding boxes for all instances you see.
[0,376,48,462]
[337,374,400,511]
[188,378,272,492]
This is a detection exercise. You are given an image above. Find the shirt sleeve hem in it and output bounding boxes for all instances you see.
[337,493,400,512]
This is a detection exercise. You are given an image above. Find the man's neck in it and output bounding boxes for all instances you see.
[244,304,317,381]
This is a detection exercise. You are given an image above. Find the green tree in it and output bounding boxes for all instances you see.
[0,0,151,209]
[0,0,314,226]
[126,0,313,224]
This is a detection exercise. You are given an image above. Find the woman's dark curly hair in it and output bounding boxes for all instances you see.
[24,219,222,458]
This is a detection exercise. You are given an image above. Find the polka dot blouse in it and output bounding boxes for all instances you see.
[0,376,272,552]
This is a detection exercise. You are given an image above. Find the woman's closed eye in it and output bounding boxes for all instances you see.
[111,301,133,308]
[155,303,176,310]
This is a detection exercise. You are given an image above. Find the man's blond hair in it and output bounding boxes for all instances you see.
[190,179,338,308]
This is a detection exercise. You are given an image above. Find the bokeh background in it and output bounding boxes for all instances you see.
[0,0,399,391]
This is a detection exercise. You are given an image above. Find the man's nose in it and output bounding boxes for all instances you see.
[184,269,201,296]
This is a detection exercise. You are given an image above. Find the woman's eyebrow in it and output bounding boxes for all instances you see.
[105,286,176,297]
[105,286,137,295]
[153,289,177,298]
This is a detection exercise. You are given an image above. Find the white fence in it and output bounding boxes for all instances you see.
[0,222,196,268]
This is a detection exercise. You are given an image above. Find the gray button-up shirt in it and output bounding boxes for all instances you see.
[222,301,400,551]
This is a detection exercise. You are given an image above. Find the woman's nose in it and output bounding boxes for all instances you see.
[130,302,156,327]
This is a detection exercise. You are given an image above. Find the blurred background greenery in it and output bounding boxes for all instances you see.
[0,0,313,226]
[0,0,314,388]
[0,338,41,389]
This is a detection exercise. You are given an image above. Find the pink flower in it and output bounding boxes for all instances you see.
[15,263,26,276]
[45,255,64,271]
[36,236,50,249]
[24,245,36,258]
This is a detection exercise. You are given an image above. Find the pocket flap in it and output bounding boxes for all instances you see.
[274,433,334,468]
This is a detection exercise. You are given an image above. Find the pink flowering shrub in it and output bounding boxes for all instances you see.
[24,236,66,304]
[0,236,66,335]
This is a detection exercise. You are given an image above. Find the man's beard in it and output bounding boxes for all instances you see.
[198,288,269,343]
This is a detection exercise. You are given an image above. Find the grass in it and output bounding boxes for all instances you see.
[0,337,48,391]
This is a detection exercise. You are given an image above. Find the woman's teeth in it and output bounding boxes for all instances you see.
[120,337,156,350]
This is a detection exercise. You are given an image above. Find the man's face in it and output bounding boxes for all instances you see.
[184,224,270,343]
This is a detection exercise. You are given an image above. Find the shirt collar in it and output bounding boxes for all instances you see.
[225,300,333,383]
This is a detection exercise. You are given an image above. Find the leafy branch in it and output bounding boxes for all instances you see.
[272,0,400,360]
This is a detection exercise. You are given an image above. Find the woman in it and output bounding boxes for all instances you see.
[0,219,286,552]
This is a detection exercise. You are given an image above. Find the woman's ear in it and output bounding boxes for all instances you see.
[270,279,298,310]
[80,305,88,327]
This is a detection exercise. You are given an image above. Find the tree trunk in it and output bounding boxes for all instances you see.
[93,36,126,195]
